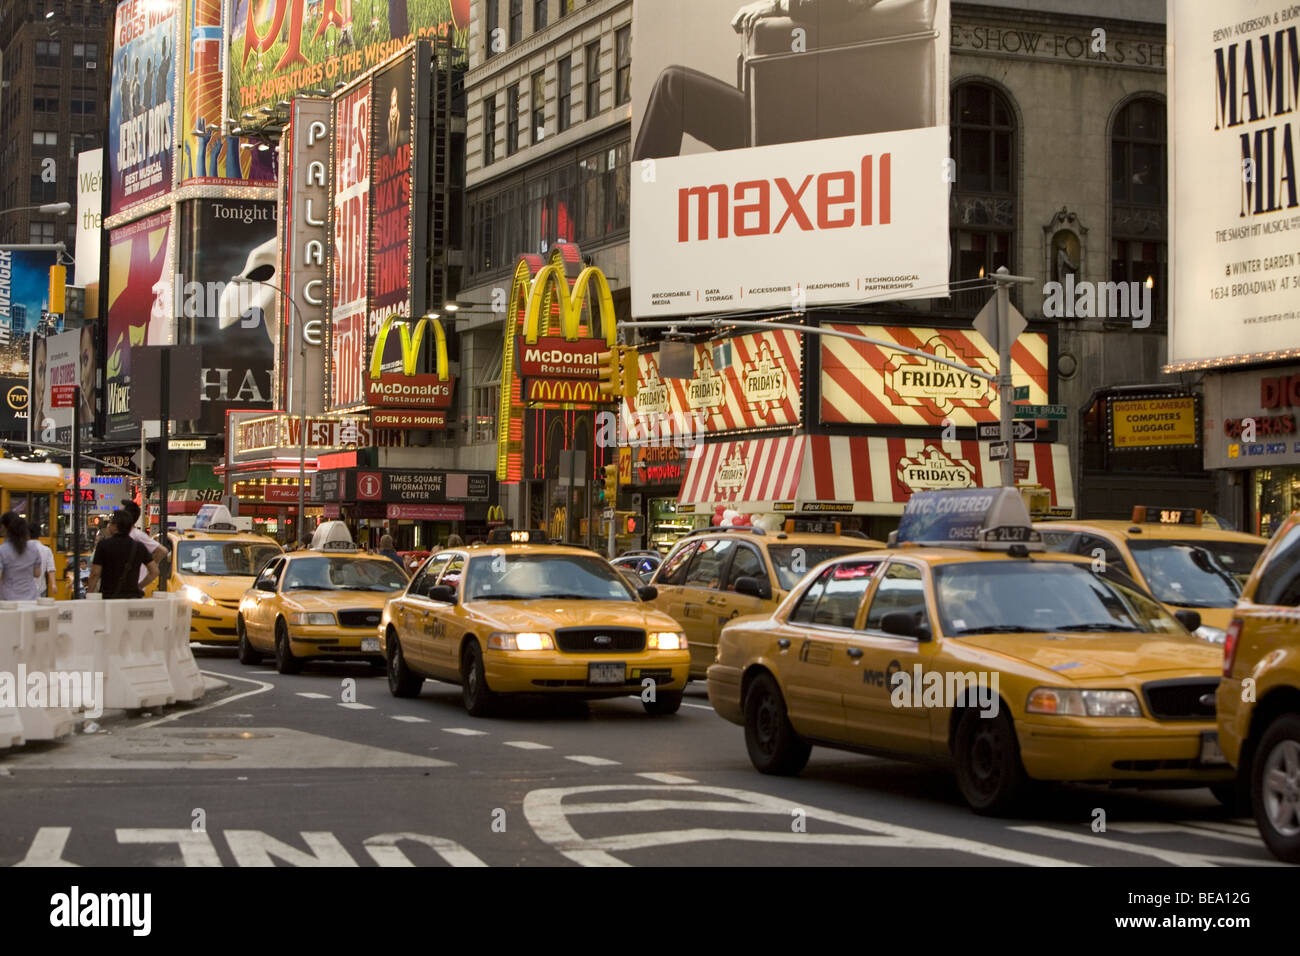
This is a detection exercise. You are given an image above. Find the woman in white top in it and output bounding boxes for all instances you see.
[0,516,43,602]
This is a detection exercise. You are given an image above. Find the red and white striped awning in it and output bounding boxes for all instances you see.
[678,435,1074,517]
[677,436,805,514]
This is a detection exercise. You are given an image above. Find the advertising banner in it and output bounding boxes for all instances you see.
[1169,0,1300,368]
[278,97,330,413]
[108,0,176,216]
[179,199,278,433]
[106,210,172,437]
[0,247,57,377]
[819,324,1050,427]
[630,0,950,317]
[29,328,94,445]
[75,149,104,289]
[1203,364,1300,469]
[226,0,467,118]
[621,329,802,442]
[368,55,415,357]
[329,81,371,409]
[0,376,27,435]
[1109,396,1198,450]
[181,0,277,187]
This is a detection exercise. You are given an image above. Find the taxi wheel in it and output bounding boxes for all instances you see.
[642,689,683,716]
[386,631,424,698]
[275,621,302,675]
[954,708,1027,815]
[236,617,261,665]
[461,641,499,717]
[743,673,810,775]
[1251,714,1300,863]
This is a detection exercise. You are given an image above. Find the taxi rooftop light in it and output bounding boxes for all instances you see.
[895,488,1045,553]
[1131,505,1203,526]
[310,520,358,552]
[193,504,238,533]
[487,528,551,545]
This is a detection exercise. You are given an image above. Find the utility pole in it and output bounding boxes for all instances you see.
[987,268,1035,487]
[72,384,81,598]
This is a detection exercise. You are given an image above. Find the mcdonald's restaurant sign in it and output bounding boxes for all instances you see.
[367,313,455,419]
[486,504,506,527]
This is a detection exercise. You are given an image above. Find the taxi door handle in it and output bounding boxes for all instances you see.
[777,638,791,649]
[846,647,863,659]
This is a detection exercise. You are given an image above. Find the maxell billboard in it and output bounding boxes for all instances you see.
[1168,0,1300,369]
[329,80,371,410]
[108,0,176,216]
[630,0,950,317]
[278,97,330,415]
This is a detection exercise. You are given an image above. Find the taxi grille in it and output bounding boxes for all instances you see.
[337,609,384,628]
[554,627,645,653]
[214,599,241,611]
[1141,678,1219,720]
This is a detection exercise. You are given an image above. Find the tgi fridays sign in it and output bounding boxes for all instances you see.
[895,444,976,491]
[820,325,1050,427]
[622,329,802,440]
[1204,365,1300,469]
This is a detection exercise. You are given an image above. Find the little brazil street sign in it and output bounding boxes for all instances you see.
[1013,404,1067,420]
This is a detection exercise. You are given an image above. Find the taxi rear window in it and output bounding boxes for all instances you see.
[769,544,872,591]
[1127,539,1264,607]
[790,560,881,628]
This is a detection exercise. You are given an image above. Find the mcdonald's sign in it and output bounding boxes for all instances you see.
[524,379,605,403]
[486,504,506,527]
[366,313,455,416]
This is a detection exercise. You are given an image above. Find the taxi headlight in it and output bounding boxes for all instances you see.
[289,612,336,626]
[647,631,687,650]
[1027,687,1141,717]
[487,631,554,651]
[1195,625,1227,645]
[183,585,214,606]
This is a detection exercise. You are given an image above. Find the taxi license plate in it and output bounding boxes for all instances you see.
[588,662,626,685]
[361,638,381,653]
[1199,731,1228,766]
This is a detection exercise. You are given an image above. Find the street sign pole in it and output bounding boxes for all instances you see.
[155,350,169,591]
[988,268,1036,487]
[72,385,81,599]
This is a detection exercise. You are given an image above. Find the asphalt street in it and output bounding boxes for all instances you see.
[0,649,1280,868]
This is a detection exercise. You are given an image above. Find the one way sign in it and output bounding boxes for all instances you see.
[977,421,1038,442]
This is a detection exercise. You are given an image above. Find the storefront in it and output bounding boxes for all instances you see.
[1203,365,1300,536]
[312,466,499,549]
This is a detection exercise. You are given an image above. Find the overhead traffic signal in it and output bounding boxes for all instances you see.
[621,347,639,398]
[597,347,622,400]
[601,463,619,504]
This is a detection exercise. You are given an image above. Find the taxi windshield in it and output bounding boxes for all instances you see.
[464,553,636,602]
[769,545,870,591]
[281,557,408,592]
[1126,539,1264,607]
[934,561,1184,636]
[177,541,281,576]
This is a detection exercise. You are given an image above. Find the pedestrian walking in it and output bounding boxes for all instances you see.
[0,515,43,602]
[86,510,159,600]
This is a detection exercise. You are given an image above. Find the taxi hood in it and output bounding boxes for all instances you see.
[953,631,1222,681]
[177,575,259,602]
[469,599,681,634]
[278,590,396,612]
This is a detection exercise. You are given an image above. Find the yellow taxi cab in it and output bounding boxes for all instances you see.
[647,521,884,679]
[236,521,409,674]
[169,505,283,644]
[1034,507,1266,643]
[1216,510,1300,863]
[379,529,692,716]
[708,488,1234,815]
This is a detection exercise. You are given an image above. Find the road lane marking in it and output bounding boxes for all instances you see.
[391,715,429,723]
[138,670,274,729]
[12,827,78,866]
[682,703,713,710]
[444,727,488,736]
[505,741,552,750]
[637,773,697,784]
[338,703,374,710]
[565,755,620,766]
[1009,825,1283,866]
[296,693,330,700]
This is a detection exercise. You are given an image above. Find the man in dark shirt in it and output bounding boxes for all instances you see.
[87,510,160,599]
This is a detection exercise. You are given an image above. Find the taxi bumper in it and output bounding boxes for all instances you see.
[706,663,744,725]
[484,649,690,695]
[189,605,240,644]
[1016,716,1234,783]
[287,625,384,658]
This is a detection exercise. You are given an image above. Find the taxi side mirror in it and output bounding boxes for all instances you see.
[881,611,931,641]
[1174,609,1202,633]
[428,584,458,605]
[734,576,772,601]
[636,585,658,602]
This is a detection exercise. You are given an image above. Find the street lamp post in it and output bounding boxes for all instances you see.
[0,202,71,217]
[233,266,311,543]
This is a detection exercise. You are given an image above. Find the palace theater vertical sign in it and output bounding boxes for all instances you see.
[329,81,371,409]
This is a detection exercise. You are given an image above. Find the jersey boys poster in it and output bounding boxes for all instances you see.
[109,0,176,216]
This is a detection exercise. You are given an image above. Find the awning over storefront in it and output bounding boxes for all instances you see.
[677,435,1074,516]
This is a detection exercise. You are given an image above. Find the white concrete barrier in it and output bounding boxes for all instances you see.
[0,603,25,748]
[10,602,76,740]
[100,599,174,709]
[161,593,203,701]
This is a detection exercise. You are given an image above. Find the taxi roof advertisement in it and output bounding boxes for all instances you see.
[108,0,176,217]
[629,0,951,317]
[225,0,467,119]
[1168,0,1300,369]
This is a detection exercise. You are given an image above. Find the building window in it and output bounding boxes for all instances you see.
[615,26,631,106]
[30,175,57,203]
[35,40,60,68]
[585,41,601,119]
[71,95,97,115]
[509,0,523,45]
[531,70,545,143]
[72,42,97,68]
[72,132,99,154]
[472,384,500,443]
[485,0,499,58]
[31,130,57,154]
[1111,97,1167,325]
[33,85,59,112]
[557,55,572,132]
[483,95,497,165]
[533,0,547,32]
[559,0,574,12]
[506,83,520,156]
[949,82,1016,312]
[29,221,55,244]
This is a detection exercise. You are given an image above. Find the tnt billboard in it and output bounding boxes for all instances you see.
[630,0,950,317]
[108,0,177,216]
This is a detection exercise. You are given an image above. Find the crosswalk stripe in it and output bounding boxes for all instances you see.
[444,727,489,736]
[504,741,552,750]
[391,715,429,723]
[566,755,620,766]
[338,703,374,710]
[296,693,330,700]
[637,772,697,784]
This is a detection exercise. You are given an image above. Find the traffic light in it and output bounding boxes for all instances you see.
[620,346,638,398]
[601,463,619,504]
[625,513,644,535]
[597,347,623,400]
